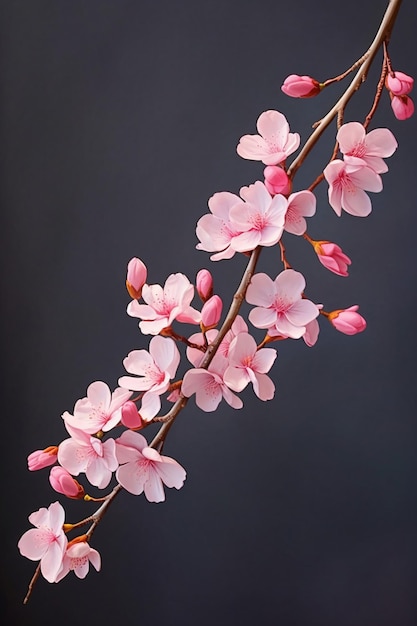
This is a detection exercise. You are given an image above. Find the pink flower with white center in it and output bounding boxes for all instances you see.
[181,354,243,412]
[49,467,85,499]
[126,257,147,300]
[391,94,415,120]
[115,430,186,502]
[229,181,287,252]
[196,191,244,261]
[323,159,382,217]
[328,305,367,335]
[55,541,101,582]
[224,333,277,400]
[281,74,321,98]
[284,190,316,236]
[246,269,319,339]
[62,382,132,436]
[127,273,201,335]
[58,429,118,489]
[312,240,351,276]
[28,446,58,471]
[18,501,68,583]
[337,122,397,174]
[237,110,300,165]
[386,71,414,96]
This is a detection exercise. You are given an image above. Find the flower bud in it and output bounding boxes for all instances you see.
[126,257,147,299]
[386,71,414,96]
[263,166,291,196]
[27,446,58,471]
[312,241,351,276]
[121,400,145,429]
[281,74,321,98]
[391,94,414,120]
[196,269,213,302]
[49,466,85,499]
[201,295,223,330]
[328,306,366,335]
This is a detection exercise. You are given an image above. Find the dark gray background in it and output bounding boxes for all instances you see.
[2,1,416,625]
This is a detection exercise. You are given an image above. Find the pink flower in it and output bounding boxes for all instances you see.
[115,430,186,502]
[337,121,397,174]
[323,159,382,217]
[217,315,248,359]
[386,71,414,96]
[263,166,291,195]
[201,295,223,329]
[182,354,243,412]
[196,269,213,302]
[196,191,244,261]
[237,110,300,165]
[28,446,58,471]
[284,190,316,236]
[281,74,321,98]
[312,241,351,276]
[58,430,118,489]
[126,257,147,300]
[127,273,201,334]
[303,317,320,347]
[62,382,132,436]
[18,501,68,583]
[49,467,85,499]
[246,269,319,339]
[391,94,415,120]
[55,541,101,582]
[224,333,277,400]
[328,305,366,335]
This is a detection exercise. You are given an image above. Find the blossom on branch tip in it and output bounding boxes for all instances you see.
[323,159,382,217]
[312,241,351,276]
[28,446,58,471]
[55,541,101,582]
[224,333,277,400]
[196,269,213,302]
[337,122,397,174]
[390,94,415,120]
[237,110,300,165]
[49,467,85,499]
[386,71,414,96]
[126,257,147,300]
[328,305,366,335]
[281,74,321,98]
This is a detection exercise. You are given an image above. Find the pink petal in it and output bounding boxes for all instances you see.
[337,122,365,154]
[342,188,372,217]
[253,372,275,400]
[275,269,306,303]
[249,307,277,329]
[144,467,165,502]
[246,273,275,307]
[155,457,186,489]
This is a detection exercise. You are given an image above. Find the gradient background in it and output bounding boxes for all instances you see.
[2,1,417,624]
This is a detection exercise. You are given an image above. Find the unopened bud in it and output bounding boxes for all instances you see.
[328,306,366,335]
[390,94,414,120]
[49,466,85,499]
[386,71,414,96]
[281,74,321,98]
[28,446,58,471]
[196,269,213,302]
[201,295,223,330]
[121,401,145,429]
[126,257,147,299]
[312,240,351,277]
[263,166,291,196]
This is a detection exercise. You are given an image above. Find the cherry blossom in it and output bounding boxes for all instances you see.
[246,270,319,339]
[323,159,382,217]
[126,257,147,300]
[18,501,68,583]
[224,333,277,400]
[62,382,131,436]
[386,71,414,96]
[182,354,243,412]
[391,94,414,120]
[127,273,201,334]
[119,336,180,394]
[312,240,351,276]
[237,110,300,165]
[55,541,101,582]
[49,467,85,499]
[328,305,367,335]
[28,446,58,471]
[121,400,145,429]
[337,122,397,174]
[263,165,291,195]
[201,295,223,329]
[196,191,243,261]
[58,429,118,489]
[196,268,213,301]
[284,190,316,236]
[115,430,186,502]
[281,74,321,98]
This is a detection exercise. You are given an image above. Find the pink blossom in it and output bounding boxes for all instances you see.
[281,74,321,98]
[18,501,68,583]
[196,191,244,261]
[386,71,414,96]
[303,317,320,347]
[115,430,186,502]
[62,381,132,436]
[237,110,300,165]
[182,354,243,412]
[323,159,382,217]
[126,257,147,300]
[217,315,248,359]
[391,94,415,120]
[284,190,316,236]
[246,269,319,339]
[337,121,397,174]
[127,273,201,334]
[196,269,213,302]
[313,241,351,276]
[201,295,223,329]
[58,429,118,489]
[121,400,145,429]
[28,446,58,471]
[328,305,366,335]
[224,333,277,400]
[263,166,291,195]
[49,467,85,499]
[186,329,218,367]
[55,541,101,582]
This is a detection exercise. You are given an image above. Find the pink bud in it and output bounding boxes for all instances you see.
[386,71,414,96]
[126,257,147,299]
[196,269,213,302]
[121,401,145,429]
[328,306,366,335]
[313,241,351,277]
[391,94,414,120]
[263,166,291,196]
[27,446,58,471]
[281,74,321,98]
[49,466,85,499]
[201,295,223,329]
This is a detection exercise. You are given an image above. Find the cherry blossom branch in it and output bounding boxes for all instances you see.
[287,0,402,179]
